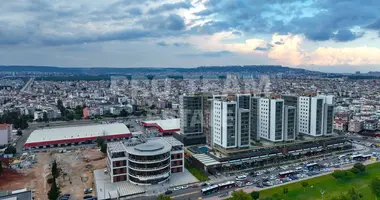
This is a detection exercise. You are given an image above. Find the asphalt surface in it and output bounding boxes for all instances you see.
[162,142,378,200]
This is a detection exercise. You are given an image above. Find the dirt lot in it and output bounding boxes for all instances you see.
[0,147,106,200]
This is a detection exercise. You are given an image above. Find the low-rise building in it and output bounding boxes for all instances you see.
[0,124,12,146]
[364,120,378,131]
[348,120,363,133]
[107,136,184,185]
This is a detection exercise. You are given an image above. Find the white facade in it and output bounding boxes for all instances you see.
[259,99,284,142]
[298,95,334,137]
[212,100,238,149]
[0,124,12,146]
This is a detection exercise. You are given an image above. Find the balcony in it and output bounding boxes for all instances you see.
[128,171,170,180]
[128,162,170,171]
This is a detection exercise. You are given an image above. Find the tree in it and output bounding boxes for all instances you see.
[353,163,366,173]
[43,112,49,122]
[4,146,16,154]
[346,187,363,200]
[156,194,172,200]
[96,137,105,147]
[0,160,3,176]
[100,143,107,154]
[231,190,253,200]
[47,178,60,200]
[120,109,128,117]
[251,191,260,200]
[301,181,309,192]
[283,187,289,195]
[16,129,22,136]
[51,160,59,178]
[351,167,360,174]
[332,170,346,179]
[370,177,380,200]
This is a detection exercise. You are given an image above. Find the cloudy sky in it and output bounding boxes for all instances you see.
[1,0,380,72]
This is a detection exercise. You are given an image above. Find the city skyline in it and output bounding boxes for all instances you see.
[1,0,380,72]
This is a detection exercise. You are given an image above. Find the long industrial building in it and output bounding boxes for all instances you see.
[24,123,131,150]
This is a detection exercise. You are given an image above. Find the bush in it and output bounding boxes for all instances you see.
[353,163,366,173]
[47,177,54,184]
[332,170,346,179]
[351,167,361,174]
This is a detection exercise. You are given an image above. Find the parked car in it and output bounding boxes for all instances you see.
[83,195,93,199]
[84,188,93,194]
[165,190,173,195]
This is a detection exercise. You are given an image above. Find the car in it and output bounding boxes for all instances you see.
[165,190,173,195]
[83,195,93,199]
[181,185,188,189]
[84,188,93,194]
[59,197,69,200]
[173,187,181,191]
[200,183,208,187]
[245,182,253,186]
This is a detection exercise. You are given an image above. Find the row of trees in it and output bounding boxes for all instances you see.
[332,163,366,180]
[48,160,60,200]
[0,111,29,129]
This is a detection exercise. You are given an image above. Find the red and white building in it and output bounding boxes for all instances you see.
[0,124,12,146]
[140,119,180,136]
[24,123,131,150]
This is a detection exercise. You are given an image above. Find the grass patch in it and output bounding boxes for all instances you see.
[185,161,209,182]
[258,162,380,200]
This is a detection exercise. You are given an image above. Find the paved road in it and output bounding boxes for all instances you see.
[164,143,378,200]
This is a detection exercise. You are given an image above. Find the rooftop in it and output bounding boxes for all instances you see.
[141,118,180,132]
[126,138,171,156]
[0,124,10,130]
[25,123,130,144]
[161,136,183,147]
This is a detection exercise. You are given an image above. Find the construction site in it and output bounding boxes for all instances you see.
[0,146,106,200]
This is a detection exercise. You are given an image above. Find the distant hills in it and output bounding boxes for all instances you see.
[0,65,321,75]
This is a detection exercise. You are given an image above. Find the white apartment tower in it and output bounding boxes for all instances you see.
[213,100,238,149]
[298,95,334,137]
[258,98,284,142]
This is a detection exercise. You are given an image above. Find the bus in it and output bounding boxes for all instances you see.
[279,170,296,178]
[201,185,219,196]
[306,162,319,170]
[361,154,372,161]
[218,181,236,190]
[350,154,363,161]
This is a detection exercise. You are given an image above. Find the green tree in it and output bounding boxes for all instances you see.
[351,167,360,174]
[47,178,60,200]
[96,137,105,147]
[43,112,49,122]
[156,194,172,200]
[4,146,16,154]
[0,160,3,176]
[16,129,22,136]
[120,109,128,117]
[353,163,366,173]
[370,177,380,200]
[51,160,59,178]
[231,190,253,200]
[100,143,107,154]
[301,181,309,192]
[283,187,289,195]
[346,187,363,200]
[251,191,260,200]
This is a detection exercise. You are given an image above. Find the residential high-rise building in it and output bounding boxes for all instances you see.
[284,106,296,141]
[282,95,299,136]
[236,94,251,147]
[213,100,237,149]
[250,96,260,141]
[180,94,203,135]
[258,98,284,142]
[298,95,334,137]
[177,94,205,145]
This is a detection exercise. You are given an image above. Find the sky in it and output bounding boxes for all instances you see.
[1,0,380,73]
